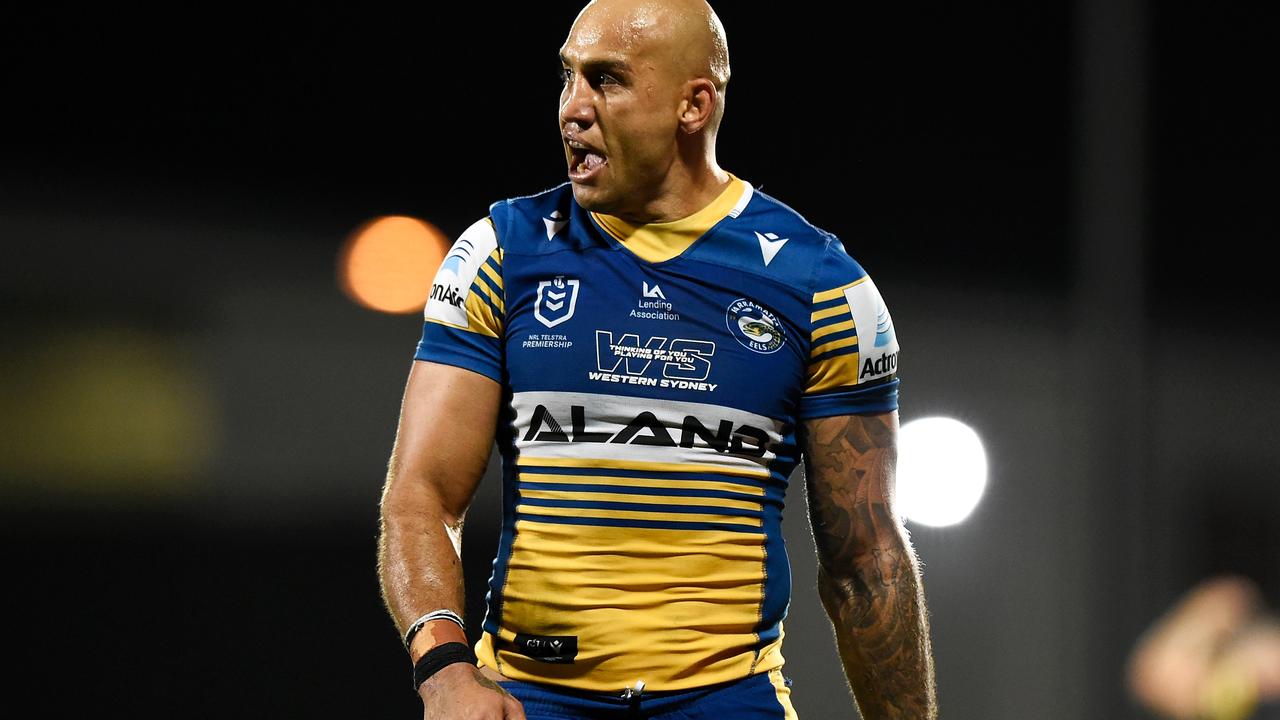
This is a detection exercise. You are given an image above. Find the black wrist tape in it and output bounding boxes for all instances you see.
[412,641,477,692]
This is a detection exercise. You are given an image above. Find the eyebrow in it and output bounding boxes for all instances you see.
[559,54,632,78]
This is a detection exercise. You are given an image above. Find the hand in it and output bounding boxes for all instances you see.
[1127,575,1277,719]
[419,663,526,720]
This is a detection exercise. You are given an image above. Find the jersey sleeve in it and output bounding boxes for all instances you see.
[413,217,505,383]
[798,237,900,419]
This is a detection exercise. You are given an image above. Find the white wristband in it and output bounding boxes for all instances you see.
[404,609,466,647]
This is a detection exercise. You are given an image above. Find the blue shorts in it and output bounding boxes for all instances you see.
[498,669,797,719]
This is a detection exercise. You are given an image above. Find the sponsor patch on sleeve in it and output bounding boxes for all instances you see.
[843,277,899,383]
[425,218,498,328]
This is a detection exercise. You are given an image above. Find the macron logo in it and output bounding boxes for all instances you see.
[643,281,666,299]
[543,210,568,241]
[755,231,788,266]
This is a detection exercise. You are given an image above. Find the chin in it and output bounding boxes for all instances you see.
[570,183,619,214]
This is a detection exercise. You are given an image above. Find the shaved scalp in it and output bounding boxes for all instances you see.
[572,0,731,89]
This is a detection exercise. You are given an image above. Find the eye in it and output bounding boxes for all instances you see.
[587,71,621,89]
[558,67,573,85]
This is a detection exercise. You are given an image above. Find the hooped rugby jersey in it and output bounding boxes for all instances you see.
[414,176,900,693]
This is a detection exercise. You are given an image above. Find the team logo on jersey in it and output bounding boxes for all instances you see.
[534,275,580,328]
[726,298,785,354]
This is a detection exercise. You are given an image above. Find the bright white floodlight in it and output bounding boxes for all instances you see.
[897,417,987,527]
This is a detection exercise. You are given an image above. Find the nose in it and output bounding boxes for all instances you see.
[559,73,595,130]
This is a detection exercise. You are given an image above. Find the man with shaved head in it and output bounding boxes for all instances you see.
[379,1,937,718]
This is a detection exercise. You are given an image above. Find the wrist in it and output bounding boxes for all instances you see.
[409,619,469,663]
[404,608,466,649]
[412,641,478,694]
[416,661,476,700]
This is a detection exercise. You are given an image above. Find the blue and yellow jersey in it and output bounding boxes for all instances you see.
[415,176,900,693]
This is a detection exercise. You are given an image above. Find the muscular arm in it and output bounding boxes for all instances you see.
[378,359,499,640]
[378,360,519,716]
[800,410,937,719]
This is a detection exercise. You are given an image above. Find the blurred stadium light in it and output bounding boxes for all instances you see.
[339,215,448,314]
[0,325,217,499]
[898,416,988,527]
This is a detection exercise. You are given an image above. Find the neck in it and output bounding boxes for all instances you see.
[613,140,731,224]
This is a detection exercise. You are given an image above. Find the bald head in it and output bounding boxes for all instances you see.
[570,0,730,90]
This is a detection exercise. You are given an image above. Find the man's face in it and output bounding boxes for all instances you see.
[558,8,684,216]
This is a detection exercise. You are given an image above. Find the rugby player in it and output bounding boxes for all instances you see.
[378,1,937,717]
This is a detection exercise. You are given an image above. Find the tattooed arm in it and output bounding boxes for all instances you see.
[800,410,937,719]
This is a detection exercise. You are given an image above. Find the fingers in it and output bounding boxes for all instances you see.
[424,698,514,720]
[503,694,527,720]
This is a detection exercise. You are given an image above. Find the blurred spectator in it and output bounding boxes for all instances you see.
[1129,575,1280,719]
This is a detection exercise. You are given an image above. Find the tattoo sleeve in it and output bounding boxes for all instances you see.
[801,411,937,719]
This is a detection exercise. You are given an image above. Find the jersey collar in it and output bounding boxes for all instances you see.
[590,175,751,264]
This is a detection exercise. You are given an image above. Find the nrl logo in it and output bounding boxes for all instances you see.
[534,275,580,328]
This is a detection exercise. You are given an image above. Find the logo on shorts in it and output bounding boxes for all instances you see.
[534,275,580,328]
[726,298,785,354]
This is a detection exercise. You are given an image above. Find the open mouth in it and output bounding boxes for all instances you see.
[566,139,607,182]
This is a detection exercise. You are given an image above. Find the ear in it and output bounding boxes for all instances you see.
[678,78,718,134]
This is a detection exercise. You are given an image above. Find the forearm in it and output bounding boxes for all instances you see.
[379,472,518,712]
[377,362,498,655]
[802,410,937,718]
[377,470,468,644]
[818,532,936,719]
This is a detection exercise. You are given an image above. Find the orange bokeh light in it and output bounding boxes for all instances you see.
[339,215,449,314]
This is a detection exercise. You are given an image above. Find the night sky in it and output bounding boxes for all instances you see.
[4,4,1273,317]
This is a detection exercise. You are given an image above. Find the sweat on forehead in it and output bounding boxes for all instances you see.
[566,0,730,88]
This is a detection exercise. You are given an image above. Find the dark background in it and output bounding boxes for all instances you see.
[2,2,1276,718]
